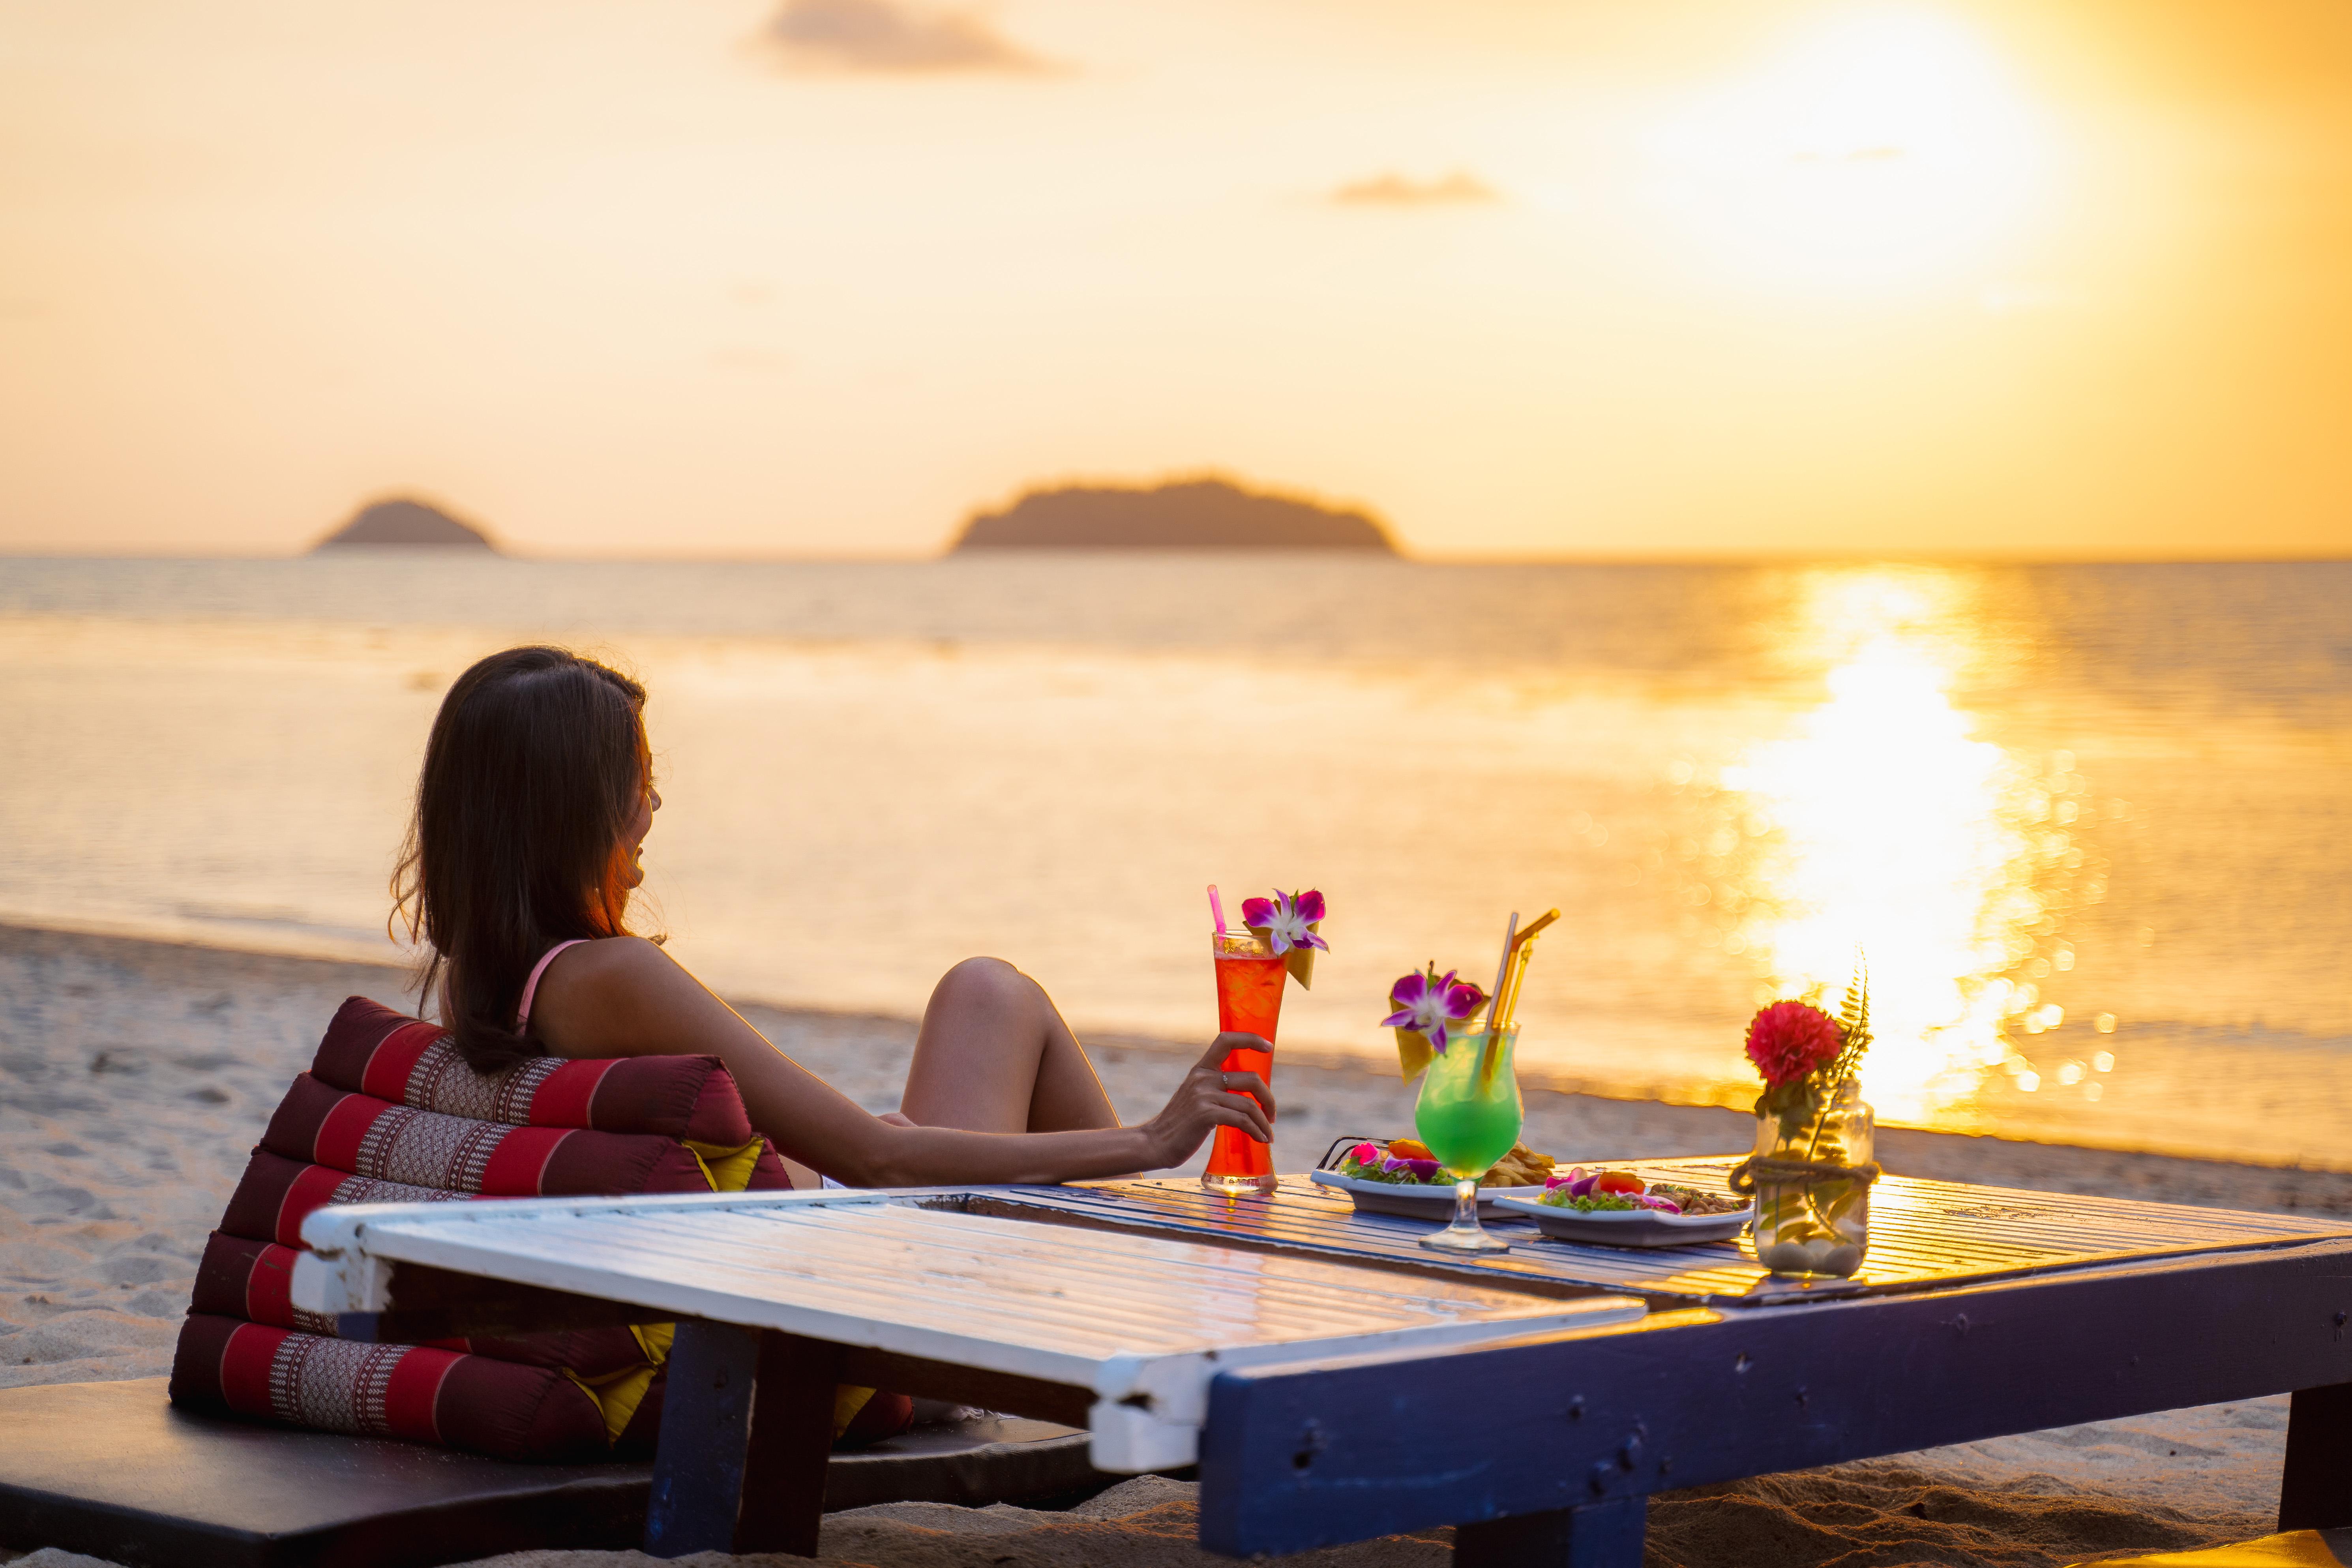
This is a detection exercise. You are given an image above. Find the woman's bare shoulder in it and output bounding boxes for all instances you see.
[535,936,720,1057]
[546,934,673,985]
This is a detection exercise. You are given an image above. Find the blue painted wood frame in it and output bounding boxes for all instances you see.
[641,1321,841,1559]
[1196,1239,2352,1559]
[644,1319,759,1557]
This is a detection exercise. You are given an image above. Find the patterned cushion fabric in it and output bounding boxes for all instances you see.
[191,1234,655,1378]
[261,1072,723,1197]
[173,995,823,1462]
[222,1148,465,1249]
[170,1313,610,1464]
[313,996,759,1145]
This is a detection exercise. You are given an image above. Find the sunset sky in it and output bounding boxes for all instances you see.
[2,1,2348,559]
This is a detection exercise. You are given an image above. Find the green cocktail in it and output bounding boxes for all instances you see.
[1413,1020,1524,1254]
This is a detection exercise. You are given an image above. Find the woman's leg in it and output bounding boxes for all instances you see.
[898,957,1119,1134]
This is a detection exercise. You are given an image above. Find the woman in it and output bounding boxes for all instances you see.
[394,645,1272,1186]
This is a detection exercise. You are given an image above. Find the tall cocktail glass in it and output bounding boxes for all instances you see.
[1202,925,1285,1195]
[1413,1021,1523,1253]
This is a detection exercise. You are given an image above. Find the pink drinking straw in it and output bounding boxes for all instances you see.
[1479,910,1519,1085]
[1208,884,1228,934]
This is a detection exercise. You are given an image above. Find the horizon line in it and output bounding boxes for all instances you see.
[0,545,2347,568]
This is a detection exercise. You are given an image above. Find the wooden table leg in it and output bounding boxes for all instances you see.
[2281,1382,2352,1531]
[644,1319,761,1557]
[733,1331,846,1556]
[1455,1497,1646,1567]
[641,1322,849,1559]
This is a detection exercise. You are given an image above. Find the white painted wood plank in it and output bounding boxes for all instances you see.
[299,1195,1644,1398]
[294,1190,1649,1472]
[533,1204,1567,1349]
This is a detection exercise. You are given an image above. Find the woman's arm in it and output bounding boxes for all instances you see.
[527,937,1272,1187]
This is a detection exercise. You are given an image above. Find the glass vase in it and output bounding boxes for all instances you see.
[1748,1077,1875,1278]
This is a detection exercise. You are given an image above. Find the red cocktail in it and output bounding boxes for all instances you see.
[1203,926,1285,1195]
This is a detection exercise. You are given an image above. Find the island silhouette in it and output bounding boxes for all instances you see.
[314,498,496,551]
[952,477,1394,552]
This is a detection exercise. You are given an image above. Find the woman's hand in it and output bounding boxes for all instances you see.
[1140,1034,1276,1169]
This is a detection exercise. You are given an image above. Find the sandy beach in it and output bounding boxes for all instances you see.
[1,919,2331,1566]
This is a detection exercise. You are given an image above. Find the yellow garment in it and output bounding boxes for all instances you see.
[566,1362,662,1444]
[568,1138,879,1442]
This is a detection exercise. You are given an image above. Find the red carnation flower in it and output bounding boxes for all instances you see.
[1745,1000,1844,1089]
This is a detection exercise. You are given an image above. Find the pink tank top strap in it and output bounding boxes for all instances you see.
[515,939,590,1033]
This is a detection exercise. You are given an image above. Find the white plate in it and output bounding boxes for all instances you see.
[1492,1193,1753,1248]
[1307,1167,1545,1220]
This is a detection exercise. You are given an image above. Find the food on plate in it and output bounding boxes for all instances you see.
[1481,1142,1557,1188]
[1335,1139,1557,1188]
[1538,1167,1750,1216]
[1647,1182,1747,1217]
[1337,1143,1444,1184]
[1544,1166,1643,1199]
[1541,1190,1645,1213]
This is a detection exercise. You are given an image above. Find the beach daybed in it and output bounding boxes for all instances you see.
[0,1376,1098,1568]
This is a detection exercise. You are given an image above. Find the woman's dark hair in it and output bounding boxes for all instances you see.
[393,646,652,1073]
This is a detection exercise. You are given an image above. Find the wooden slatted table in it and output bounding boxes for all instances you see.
[292,1165,2352,1566]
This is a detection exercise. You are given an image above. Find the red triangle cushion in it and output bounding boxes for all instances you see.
[170,997,904,1463]
[178,1003,774,1459]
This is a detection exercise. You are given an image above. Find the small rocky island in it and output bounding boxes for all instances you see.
[314,498,497,551]
[952,478,1394,552]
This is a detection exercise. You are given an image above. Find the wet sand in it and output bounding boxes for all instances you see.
[1,920,2329,1565]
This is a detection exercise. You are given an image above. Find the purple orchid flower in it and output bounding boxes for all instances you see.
[1241,889,1330,957]
[1381,965,1489,1054]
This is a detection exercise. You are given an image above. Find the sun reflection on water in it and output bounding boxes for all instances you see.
[1717,571,2086,1124]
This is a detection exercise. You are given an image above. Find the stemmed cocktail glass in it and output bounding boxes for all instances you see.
[1413,1019,1524,1253]
[1408,906,1554,1255]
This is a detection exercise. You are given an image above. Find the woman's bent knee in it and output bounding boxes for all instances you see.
[931,956,1038,1014]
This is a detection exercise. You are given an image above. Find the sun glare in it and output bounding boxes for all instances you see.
[1719,571,2075,1122]
[1640,6,2052,294]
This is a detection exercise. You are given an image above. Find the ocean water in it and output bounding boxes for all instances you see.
[2,554,2346,1166]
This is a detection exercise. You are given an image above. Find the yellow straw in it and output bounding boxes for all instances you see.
[1514,907,1561,947]
[1492,907,1561,1034]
